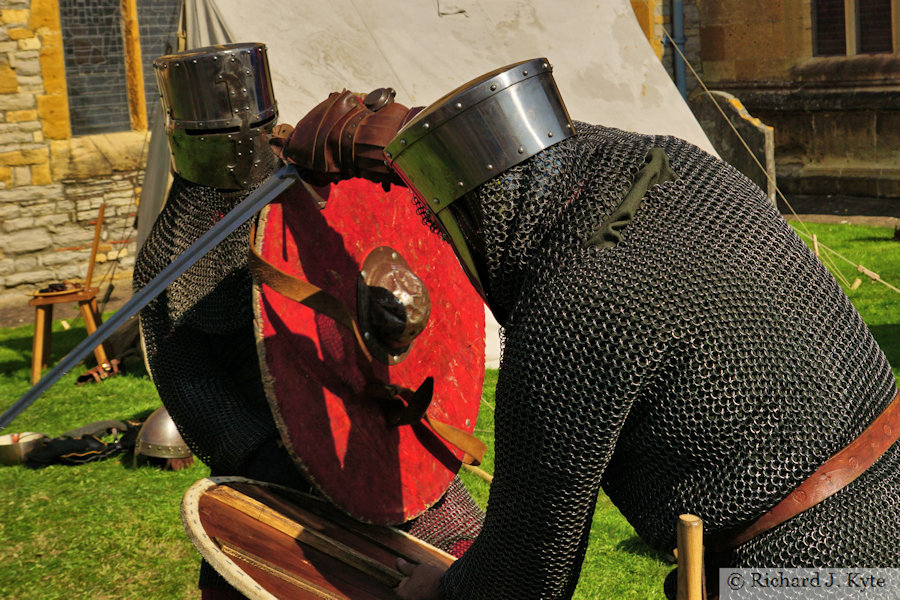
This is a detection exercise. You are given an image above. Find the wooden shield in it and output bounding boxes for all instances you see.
[253,179,485,524]
[182,477,456,600]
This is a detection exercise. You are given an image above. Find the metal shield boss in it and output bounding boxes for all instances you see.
[253,178,485,524]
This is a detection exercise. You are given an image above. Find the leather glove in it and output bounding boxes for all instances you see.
[268,89,421,186]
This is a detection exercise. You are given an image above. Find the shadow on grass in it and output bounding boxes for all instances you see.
[853,236,900,243]
[616,535,674,563]
[870,324,900,367]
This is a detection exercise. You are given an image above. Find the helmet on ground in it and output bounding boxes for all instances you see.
[134,406,192,468]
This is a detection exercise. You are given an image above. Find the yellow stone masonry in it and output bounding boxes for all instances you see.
[29,0,60,30]
[7,110,38,123]
[0,62,17,93]
[18,37,41,51]
[39,30,66,96]
[31,161,51,185]
[0,147,49,166]
[0,166,11,187]
[49,131,147,180]
[8,27,34,40]
[0,9,29,24]
[36,94,68,140]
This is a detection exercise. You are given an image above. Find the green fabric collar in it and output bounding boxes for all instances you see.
[585,147,678,249]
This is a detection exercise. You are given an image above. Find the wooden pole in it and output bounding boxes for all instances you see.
[461,463,494,483]
[120,0,147,130]
[84,204,106,290]
[676,514,706,600]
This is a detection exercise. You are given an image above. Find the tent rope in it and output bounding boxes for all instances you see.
[661,27,898,297]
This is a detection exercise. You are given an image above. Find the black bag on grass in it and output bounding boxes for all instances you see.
[25,419,142,468]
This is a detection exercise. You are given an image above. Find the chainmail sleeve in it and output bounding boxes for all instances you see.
[440,257,648,598]
[134,174,279,475]
[438,123,898,598]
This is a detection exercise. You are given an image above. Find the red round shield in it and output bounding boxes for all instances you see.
[253,179,485,524]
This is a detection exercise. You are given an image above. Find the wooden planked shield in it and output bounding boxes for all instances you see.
[183,477,456,599]
[252,179,485,524]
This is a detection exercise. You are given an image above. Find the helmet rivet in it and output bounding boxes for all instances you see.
[455,102,462,109]
[360,270,367,278]
[212,56,217,61]
[457,181,464,187]
[433,197,441,204]
[548,131,554,138]
[364,331,371,340]
[542,62,549,69]
[486,164,493,171]
[490,83,497,91]
[522,69,528,75]
[385,151,392,158]
[400,139,407,145]
[423,122,430,129]
[391,252,399,260]
[518,146,525,154]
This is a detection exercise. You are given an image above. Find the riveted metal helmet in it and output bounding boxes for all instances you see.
[134,406,191,460]
[384,58,575,292]
[154,42,278,190]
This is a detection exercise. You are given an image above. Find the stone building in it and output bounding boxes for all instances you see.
[0,0,178,307]
[658,0,900,200]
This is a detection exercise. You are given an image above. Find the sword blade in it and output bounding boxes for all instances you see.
[0,165,300,431]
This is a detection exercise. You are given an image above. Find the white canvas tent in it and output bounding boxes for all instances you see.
[142,0,716,366]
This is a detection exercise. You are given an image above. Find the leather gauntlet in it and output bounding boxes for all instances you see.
[270,89,420,185]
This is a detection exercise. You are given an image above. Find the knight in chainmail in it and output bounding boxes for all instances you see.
[271,58,900,599]
[139,45,484,599]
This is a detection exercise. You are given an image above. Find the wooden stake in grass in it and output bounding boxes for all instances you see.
[676,514,706,600]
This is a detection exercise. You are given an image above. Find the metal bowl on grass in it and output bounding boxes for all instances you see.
[0,432,46,465]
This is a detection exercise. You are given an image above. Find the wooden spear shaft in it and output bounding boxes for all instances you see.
[676,514,706,600]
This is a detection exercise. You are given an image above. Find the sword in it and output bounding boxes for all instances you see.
[0,164,301,431]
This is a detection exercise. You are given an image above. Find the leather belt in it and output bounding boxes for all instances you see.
[720,388,900,549]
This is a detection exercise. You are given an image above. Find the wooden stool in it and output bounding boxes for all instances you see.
[28,287,109,384]
[28,204,109,385]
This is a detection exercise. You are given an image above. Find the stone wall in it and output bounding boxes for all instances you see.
[0,0,147,307]
[660,0,703,94]
[687,0,900,200]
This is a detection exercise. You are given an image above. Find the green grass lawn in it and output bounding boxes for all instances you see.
[0,221,897,599]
